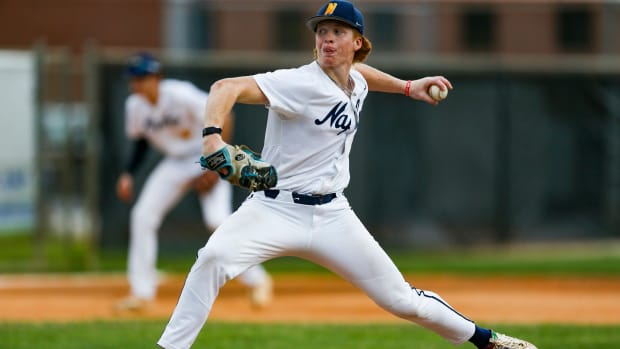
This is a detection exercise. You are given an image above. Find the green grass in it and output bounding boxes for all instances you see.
[2,321,619,349]
[386,243,620,275]
[261,241,620,276]
[2,234,620,276]
[2,235,618,349]
[0,234,95,272]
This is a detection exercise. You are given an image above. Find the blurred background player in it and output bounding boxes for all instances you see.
[115,52,273,311]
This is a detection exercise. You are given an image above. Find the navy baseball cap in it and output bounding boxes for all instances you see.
[126,52,161,77]
[306,0,364,35]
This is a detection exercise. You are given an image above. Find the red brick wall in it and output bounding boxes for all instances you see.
[0,0,162,51]
[0,0,616,55]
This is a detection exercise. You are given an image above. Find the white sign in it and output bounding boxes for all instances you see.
[0,50,35,232]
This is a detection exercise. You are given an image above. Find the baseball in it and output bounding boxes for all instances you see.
[429,85,448,101]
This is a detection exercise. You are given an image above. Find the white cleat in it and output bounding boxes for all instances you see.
[114,295,150,312]
[250,277,273,309]
[487,331,538,349]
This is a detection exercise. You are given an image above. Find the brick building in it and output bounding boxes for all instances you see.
[0,0,618,55]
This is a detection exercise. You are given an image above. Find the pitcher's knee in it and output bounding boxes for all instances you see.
[381,292,432,321]
[195,245,223,267]
[193,244,238,279]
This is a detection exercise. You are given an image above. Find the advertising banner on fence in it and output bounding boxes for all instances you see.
[0,50,35,233]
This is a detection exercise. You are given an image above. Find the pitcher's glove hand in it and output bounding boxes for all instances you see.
[200,144,277,191]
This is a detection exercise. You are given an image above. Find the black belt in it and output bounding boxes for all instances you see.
[264,189,337,206]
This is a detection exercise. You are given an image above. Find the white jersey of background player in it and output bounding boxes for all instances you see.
[157,1,538,349]
[115,52,273,311]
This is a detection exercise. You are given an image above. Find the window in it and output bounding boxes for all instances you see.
[461,7,496,51]
[557,6,593,52]
[275,9,306,51]
[369,12,398,50]
[188,5,212,50]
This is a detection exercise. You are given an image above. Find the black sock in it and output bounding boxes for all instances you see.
[468,325,492,349]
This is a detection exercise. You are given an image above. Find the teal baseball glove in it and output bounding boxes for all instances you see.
[200,144,277,191]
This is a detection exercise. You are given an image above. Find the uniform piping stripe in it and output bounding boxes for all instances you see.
[410,284,474,323]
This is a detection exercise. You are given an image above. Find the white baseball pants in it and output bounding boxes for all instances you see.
[157,191,476,349]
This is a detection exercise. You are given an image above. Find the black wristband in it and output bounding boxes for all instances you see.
[202,127,222,137]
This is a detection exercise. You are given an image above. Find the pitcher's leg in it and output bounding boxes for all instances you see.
[157,242,231,349]
[308,203,475,344]
[158,197,303,349]
[199,181,273,306]
[198,179,272,288]
[360,274,475,344]
[158,234,267,348]
[198,180,273,288]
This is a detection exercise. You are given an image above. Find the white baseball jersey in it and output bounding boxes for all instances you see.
[125,79,205,159]
[254,61,368,194]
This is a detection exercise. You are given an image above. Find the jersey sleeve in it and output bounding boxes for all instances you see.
[253,67,314,118]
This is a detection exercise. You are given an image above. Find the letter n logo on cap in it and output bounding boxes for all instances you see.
[324,2,338,15]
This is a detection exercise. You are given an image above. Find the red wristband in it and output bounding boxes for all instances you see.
[404,80,412,96]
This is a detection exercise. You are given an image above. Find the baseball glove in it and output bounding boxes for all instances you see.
[200,144,277,191]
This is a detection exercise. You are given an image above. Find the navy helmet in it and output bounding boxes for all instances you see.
[126,52,161,77]
[306,0,364,35]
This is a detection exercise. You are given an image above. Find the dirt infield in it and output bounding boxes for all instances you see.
[0,273,618,324]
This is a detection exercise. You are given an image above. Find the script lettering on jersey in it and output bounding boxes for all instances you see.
[145,114,180,130]
[314,101,352,135]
